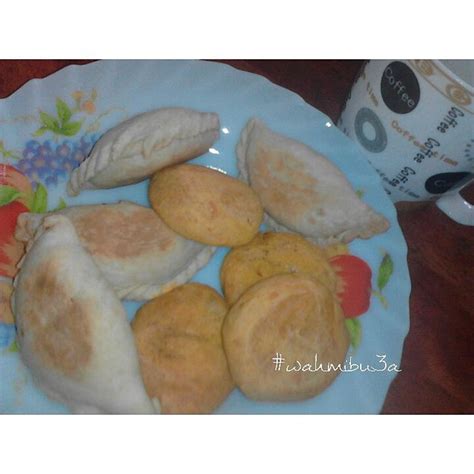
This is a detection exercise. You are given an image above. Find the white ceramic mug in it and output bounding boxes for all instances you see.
[338,60,474,225]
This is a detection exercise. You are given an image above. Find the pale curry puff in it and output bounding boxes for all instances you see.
[132,283,234,414]
[12,215,157,414]
[222,273,349,402]
[67,108,220,195]
[236,118,390,245]
[220,231,338,305]
[149,164,263,247]
[15,202,215,301]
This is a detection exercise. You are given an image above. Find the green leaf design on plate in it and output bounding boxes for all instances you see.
[345,318,362,349]
[372,289,388,309]
[31,183,48,213]
[60,120,82,136]
[39,111,57,129]
[371,252,393,309]
[8,339,19,353]
[355,188,365,198]
[0,141,20,160]
[0,185,22,207]
[377,253,394,291]
[53,197,67,211]
[32,127,48,137]
[56,98,72,124]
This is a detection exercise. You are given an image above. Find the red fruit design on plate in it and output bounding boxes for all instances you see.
[330,254,372,318]
[0,164,33,278]
[0,200,29,278]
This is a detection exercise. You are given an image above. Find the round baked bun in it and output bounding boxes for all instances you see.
[222,273,349,402]
[132,283,234,413]
[220,232,337,305]
[148,164,263,246]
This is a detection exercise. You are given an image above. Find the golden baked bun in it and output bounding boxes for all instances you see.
[222,273,349,402]
[148,164,263,247]
[220,232,337,305]
[132,283,234,413]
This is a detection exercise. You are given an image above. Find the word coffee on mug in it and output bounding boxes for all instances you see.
[338,60,474,202]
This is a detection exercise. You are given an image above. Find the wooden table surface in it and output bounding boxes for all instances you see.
[1,60,472,414]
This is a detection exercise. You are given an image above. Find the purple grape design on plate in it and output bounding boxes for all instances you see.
[16,135,99,187]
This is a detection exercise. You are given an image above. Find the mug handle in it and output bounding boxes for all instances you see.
[436,178,474,226]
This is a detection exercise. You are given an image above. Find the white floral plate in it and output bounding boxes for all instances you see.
[0,60,410,414]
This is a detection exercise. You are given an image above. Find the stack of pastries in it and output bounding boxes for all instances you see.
[10,108,389,413]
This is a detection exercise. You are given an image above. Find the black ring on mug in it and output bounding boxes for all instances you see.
[354,107,388,153]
